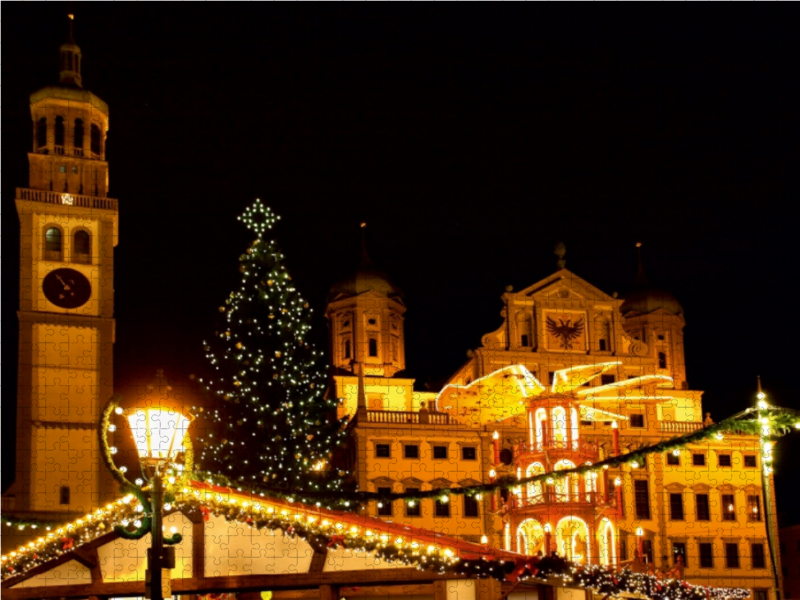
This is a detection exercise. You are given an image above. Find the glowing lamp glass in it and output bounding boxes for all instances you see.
[636,527,643,537]
[127,407,192,461]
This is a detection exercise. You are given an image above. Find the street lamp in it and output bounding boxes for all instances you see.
[128,407,193,600]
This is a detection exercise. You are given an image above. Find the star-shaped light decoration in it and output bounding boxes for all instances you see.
[238,198,280,239]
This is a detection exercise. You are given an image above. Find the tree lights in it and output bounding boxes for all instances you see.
[196,199,347,494]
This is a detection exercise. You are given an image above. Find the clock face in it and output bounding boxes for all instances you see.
[42,268,92,309]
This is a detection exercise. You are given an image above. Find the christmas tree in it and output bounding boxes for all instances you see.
[196,199,346,493]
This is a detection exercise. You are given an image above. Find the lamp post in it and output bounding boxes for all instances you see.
[128,407,193,600]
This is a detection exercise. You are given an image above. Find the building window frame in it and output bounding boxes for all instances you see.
[375,443,391,458]
[696,493,711,521]
[634,479,651,520]
[403,444,419,459]
[699,542,714,568]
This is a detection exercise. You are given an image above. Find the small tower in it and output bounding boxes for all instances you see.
[620,243,687,388]
[5,14,118,519]
[325,224,406,377]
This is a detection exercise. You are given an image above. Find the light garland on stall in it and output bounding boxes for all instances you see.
[0,482,750,600]
[195,199,348,493]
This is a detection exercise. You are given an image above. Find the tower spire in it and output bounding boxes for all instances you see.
[59,13,82,87]
[359,222,374,269]
[67,12,75,43]
[633,241,649,287]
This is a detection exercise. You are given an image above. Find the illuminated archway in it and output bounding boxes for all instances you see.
[597,518,616,566]
[554,459,577,502]
[517,518,545,556]
[526,462,545,503]
[551,407,567,447]
[555,516,591,564]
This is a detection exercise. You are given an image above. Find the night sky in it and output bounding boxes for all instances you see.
[3,6,799,522]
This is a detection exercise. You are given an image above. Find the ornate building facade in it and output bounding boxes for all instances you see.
[328,244,782,600]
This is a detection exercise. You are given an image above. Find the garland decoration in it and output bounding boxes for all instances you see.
[189,405,800,508]
[1,481,751,600]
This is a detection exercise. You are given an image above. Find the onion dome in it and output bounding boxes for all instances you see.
[620,243,683,316]
[327,224,403,302]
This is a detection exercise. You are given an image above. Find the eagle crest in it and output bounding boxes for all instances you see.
[546,316,585,349]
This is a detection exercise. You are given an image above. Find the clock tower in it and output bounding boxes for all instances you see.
[5,17,118,517]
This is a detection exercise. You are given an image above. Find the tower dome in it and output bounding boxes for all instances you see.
[620,244,683,316]
[327,225,403,302]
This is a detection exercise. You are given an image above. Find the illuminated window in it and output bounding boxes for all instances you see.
[722,494,736,521]
[658,352,667,369]
[59,486,70,505]
[73,230,90,264]
[405,488,420,517]
[377,487,392,517]
[642,540,653,564]
[748,495,762,522]
[45,227,62,260]
[673,542,688,567]
[36,117,47,149]
[368,338,378,357]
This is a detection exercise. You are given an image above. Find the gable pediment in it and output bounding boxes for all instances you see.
[517,269,618,305]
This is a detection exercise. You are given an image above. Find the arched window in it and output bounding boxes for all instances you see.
[344,339,351,359]
[54,116,65,149]
[91,123,102,156]
[551,407,567,448]
[368,338,378,357]
[73,230,91,264]
[571,407,580,449]
[45,227,62,260]
[36,117,47,149]
[74,118,84,152]
[554,459,577,502]
[658,352,667,369]
[526,462,545,503]
[534,408,548,449]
